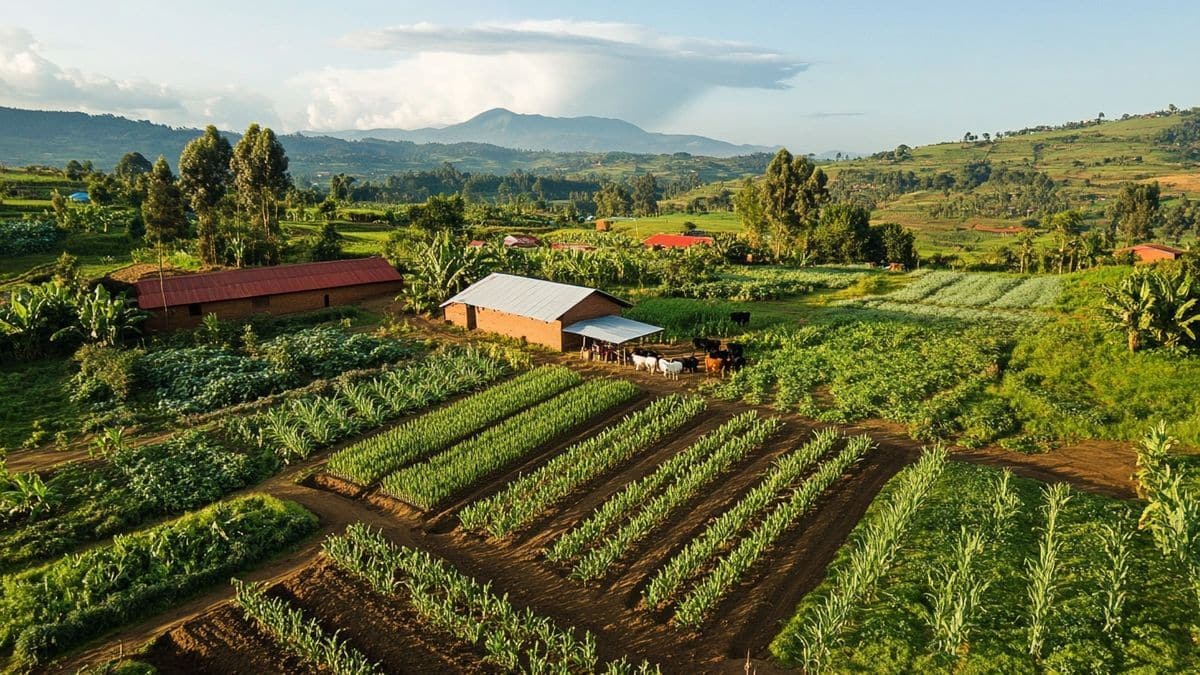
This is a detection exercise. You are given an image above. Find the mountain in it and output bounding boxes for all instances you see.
[308,108,775,157]
[0,106,771,183]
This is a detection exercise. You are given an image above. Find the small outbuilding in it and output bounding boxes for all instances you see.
[503,235,541,248]
[441,273,654,351]
[134,257,403,331]
[644,233,714,249]
[1116,243,1187,264]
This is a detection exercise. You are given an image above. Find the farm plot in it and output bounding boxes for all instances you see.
[770,458,1200,673]
[874,271,1062,310]
[380,377,640,510]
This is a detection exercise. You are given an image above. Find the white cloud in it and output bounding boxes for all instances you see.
[294,21,808,130]
[0,25,278,129]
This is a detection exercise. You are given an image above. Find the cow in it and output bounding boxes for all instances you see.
[680,356,700,373]
[727,342,745,358]
[692,337,721,355]
[705,350,727,376]
[729,311,751,327]
[658,359,684,380]
[632,352,658,372]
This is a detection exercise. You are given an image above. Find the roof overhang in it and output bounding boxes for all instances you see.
[562,315,663,345]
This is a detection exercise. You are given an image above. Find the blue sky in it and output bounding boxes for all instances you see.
[2,0,1197,153]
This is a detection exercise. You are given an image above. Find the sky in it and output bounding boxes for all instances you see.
[1,0,1198,154]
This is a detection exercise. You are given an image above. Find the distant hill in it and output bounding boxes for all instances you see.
[307,108,776,158]
[0,107,771,183]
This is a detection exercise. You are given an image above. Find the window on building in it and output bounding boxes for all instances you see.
[188,303,202,317]
[323,294,330,308]
[252,296,270,309]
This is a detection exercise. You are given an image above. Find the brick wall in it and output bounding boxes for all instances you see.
[442,291,625,351]
[143,280,404,332]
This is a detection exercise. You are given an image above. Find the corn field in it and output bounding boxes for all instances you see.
[327,365,580,484]
[323,524,660,674]
[786,445,948,673]
[380,378,639,510]
[227,345,512,464]
[1025,482,1071,660]
[459,394,706,538]
[1099,520,1133,636]
[232,578,380,675]
[547,412,782,581]
[670,434,874,628]
[922,526,989,660]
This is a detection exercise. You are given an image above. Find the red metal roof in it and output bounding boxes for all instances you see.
[643,233,715,248]
[134,257,402,310]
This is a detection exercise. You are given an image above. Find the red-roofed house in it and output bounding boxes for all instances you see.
[1115,243,1187,264]
[134,257,404,331]
[643,233,715,249]
[503,235,541,248]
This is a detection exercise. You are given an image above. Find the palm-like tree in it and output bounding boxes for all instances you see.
[1102,272,1157,352]
[1148,270,1200,350]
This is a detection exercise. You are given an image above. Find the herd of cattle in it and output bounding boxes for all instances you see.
[630,338,746,380]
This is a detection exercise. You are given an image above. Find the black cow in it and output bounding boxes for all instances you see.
[729,312,751,327]
[692,337,721,354]
[680,356,700,373]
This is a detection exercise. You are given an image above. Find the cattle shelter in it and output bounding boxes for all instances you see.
[134,257,403,331]
[441,273,655,351]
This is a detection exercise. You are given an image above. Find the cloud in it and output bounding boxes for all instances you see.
[0,26,278,129]
[294,21,808,130]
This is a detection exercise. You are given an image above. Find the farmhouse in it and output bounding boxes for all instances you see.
[134,257,403,331]
[644,233,714,249]
[1116,243,1187,263]
[441,273,659,351]
[503,235,541,248]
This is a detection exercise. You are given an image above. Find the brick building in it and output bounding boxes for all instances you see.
[440,273,634,350]
[643,233,714,249]
[1115,243,1187,264]
[135,257,404,331]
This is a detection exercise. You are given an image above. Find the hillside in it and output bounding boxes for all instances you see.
[313,108,775,157]
[0,107,770,183]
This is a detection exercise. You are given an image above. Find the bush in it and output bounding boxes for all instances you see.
[70,343,142,403]
[111,431,267,513]
[0,220,61,256]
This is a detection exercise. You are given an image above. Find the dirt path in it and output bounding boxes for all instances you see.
[51,348,1142,674]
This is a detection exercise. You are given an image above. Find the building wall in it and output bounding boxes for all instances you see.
[143,280,403,332]
[443,292,625,351]
[1133,248,1180,264]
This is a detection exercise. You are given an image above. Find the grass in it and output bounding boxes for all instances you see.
[283,220,391,257]
[771,461,1200,673]
[0,357,82,450]
[0,230,136,285]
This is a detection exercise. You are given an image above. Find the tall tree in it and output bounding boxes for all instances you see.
[230,123,291,262]
[113,151,153,205]
[1049,210,1085,273]
[141,156,187,327]
[631,173,659,217]
[1109,182,1162,246]
[178,125,233,265]
[733,177,767,253]
[759,149,828,260]
[811,203,873,263]
[593,183,632,218]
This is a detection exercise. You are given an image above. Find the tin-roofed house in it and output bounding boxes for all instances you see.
[134,257,403,331]
[440,273,660,351]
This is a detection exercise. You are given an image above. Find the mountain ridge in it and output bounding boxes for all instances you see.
[303,107,777,157]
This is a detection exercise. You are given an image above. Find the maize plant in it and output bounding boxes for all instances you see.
[381,378,638,510]
[546,412,767,565]
[645,428,841,610]
[232,579,380,675]
[1025,482,1071,661]
[671,434,874,628]
[986,468,1021,537]
[1099,520,1133,636]
[459,394,706,537]
[323,525,660,674]
[922,526,990,660]
[328,365,580,485]
[558,413,782,581]
[785,446,948,673]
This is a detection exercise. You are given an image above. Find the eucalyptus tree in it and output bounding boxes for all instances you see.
[179,125,233,265]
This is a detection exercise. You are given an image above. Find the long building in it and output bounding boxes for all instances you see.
[134,257,404,331]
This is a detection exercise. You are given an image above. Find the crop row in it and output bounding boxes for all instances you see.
[643,428,842,610]
[459,394,706,538]
[232,578,379,675]
[327,365,580,484]
[778,446,947,672]
[671,434,875,628]
[323,524,660,674]
[228,345,511,464]
[544,412,766,565]
[381,378,640,510]
[0,495,317,669]
[887,271,963,302]
[549,412,782,580]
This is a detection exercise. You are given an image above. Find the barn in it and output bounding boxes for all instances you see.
[643,233,714,249]
[441,273,659,351]
[1116,243,1187,264]
[134,257,404,331]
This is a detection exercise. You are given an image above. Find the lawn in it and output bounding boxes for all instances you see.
[0,357,82,450]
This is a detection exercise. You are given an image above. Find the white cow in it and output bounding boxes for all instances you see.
[658,359,684,380]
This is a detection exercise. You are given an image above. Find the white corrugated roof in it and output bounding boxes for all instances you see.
[563,315,663,344]
[440,273,630,322]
